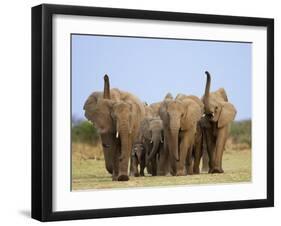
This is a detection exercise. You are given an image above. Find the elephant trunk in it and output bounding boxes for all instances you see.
[103,74,110,99]
[168,129,179,161]
[136,149,142,163]
[147,135,160,162]
[203,71,211,113]
[116,122,130,162]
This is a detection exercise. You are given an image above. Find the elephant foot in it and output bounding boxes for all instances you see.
[201,167,209,173]
[140,172,144,177]
[193,167,200,174]
[134,172,140,177]
[117,175,129,181]
[176,170,186,176]
[193,169,200,174]
[112,176,118,181]
[157,171,166,176]
[209,168,224,174]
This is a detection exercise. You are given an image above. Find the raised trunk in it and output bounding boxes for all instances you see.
[203,71,211,113]
[103,74,110,99]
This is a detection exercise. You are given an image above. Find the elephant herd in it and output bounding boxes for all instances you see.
[83,71,237,181]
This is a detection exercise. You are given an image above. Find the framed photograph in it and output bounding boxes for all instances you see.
[32,4,274,221]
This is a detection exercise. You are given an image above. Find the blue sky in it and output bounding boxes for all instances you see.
[72,34,252,121]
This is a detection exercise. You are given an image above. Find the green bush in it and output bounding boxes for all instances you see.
[72,121,100,144]
[230,120,251,147]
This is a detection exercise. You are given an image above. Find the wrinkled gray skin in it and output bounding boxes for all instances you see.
[202,71,237,173]
[130,143,146,177]
[132,117,169,176]
[159,93,203,176]
[84,75,145,181]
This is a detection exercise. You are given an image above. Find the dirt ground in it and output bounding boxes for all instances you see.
[72,146,251,190]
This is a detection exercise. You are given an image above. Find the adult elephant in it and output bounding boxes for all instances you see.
[202,71,237,173]
[130,143,146,177]
[84,75,145,181]
[159,93,202,176]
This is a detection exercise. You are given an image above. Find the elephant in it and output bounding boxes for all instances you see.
[135,117,169,176]
[130,143,146,177]
[83,74,145,181]
[202,71,237,173]
[159,93,203,176]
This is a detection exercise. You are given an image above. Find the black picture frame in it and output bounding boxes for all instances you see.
[32,3,274,222]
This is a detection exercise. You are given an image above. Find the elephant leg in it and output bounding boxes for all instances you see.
[201,148,209,172]
[151,157,157,176]
[129,156,134,176]
[118,144,131,181]
[192,146,200,174]
[212,126,228,173]
[144,141,153,174]
[205,129,216,173]
[186,146,194,175]
[140,159,145,176]
[201,129,209,172]
[193,134,203,174]
[100,134,114,174]
[103,149,113,174]
[111,144,120,181]
[117,133,135,181]
[146,162,152,175]
[157,146,169,176]
[130,156,139,177]
[177,131,192,176]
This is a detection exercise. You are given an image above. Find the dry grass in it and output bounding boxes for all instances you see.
[72,143,251,190]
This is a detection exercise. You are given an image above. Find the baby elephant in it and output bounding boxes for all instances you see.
[130,143,146,177]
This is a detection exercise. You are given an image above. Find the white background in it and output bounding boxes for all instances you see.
[0,0,279,225]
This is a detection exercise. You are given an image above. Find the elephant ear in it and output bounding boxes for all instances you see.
[218,102,236,128]
[217,88,228,102]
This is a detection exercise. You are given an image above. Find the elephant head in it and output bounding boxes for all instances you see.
[159,99,185,162]
[132,143,145,163]
[203,71,236,128]
[110,101,136,162]
[83,75,115,135]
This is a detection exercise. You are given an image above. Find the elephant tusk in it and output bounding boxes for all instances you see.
[150,140,153,144]
[202,113,206,117]
[116,131,119,138]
